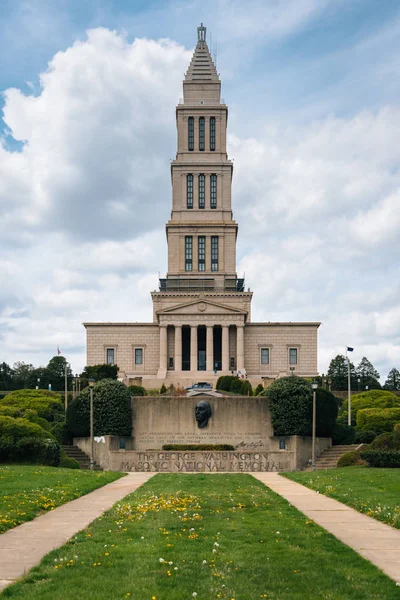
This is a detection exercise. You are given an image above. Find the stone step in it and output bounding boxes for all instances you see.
[61,445,102,470]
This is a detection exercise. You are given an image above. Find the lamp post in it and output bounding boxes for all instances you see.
[357,377,361,392]
[36,377,40,390]
[89,378,95,471]
[311,380,318,471]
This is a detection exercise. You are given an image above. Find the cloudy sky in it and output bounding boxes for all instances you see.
[1,0,399,381]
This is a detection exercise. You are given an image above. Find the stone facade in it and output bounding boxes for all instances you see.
[84,24,320,388]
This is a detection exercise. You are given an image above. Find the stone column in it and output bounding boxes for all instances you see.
[222,325,229,372]
[236,325,245,372]
[158,325,168,377]
[190,325,198,372]
[206,325,214,372]
[175,325,182,372]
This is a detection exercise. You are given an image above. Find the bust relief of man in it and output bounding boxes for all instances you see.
[195,400,212,428]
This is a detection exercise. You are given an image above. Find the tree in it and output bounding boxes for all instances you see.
[356,357,380,389]
[384,368,400,391]
[0,362,13,390]
[47,356,73,390]
[12,362,35,389]
[80,364,119,384]
[327,355,356,391]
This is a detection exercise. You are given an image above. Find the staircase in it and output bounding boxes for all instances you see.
[61,445,102,470]
[304,444,361,470]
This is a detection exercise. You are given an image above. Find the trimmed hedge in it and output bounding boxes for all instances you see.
[255,384,264,396]
[59,454,80,469]
[355,430,377,444]
[370,430,400,451]
[360,450,400,468]
[262,376,338,437]
[66,379,132,437]
[216,376,236,392]
[0,415,50,440]
[0,436,60,466]
[356,407,400,434]
[341,390,400,423]
[332,423,356,446]
[240,380,253,396]
[0,389,63,422]
[162,444,235,451]
[127,385,147,396]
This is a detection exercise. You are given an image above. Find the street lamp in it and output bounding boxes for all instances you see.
[88,378,95,471]
[36,377,40,390]
[311,380,318,472]
[357,377,361,392]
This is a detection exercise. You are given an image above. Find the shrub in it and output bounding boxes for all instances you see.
[66,379,132,438]
[0,436,60,465]
[356,407,400,434]
[0,389,63,422]
[230,378,243,394]
[51,421,72,444]
[337,450,364,467]
[162,444,235,451]
[355,430,377,444]
[0,415,50,441]
[217,376,236,392]
[255,383,264,396]
[241,380,253,396]
[331,423,356,445]
[216,376,224,390]
[360,450,400,468]
[147,388,160,396]
[315,388,339,437]
[160,384,167,394]
[342,390,400,422]
[59,454,80,469]
[370,429,400,451]
[127,385,146,396]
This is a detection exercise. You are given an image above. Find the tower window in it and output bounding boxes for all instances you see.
[210,174,217,209]
[211,236,218,272]
[198,174,205,209]
[106,348,115,365]
[187,174,193,209]
[199,117,205,151]
[185,236,193,271]
[198,236,205,271]
[210,117,215,151]
[289,348,298,365]
[188,117,194,151]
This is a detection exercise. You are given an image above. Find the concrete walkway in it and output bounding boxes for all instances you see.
[252,472,400,583]
[0,473,155,592]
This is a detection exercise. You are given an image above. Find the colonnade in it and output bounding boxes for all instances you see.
[159,324,244,373]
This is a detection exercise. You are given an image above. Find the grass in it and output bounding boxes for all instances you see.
[284,466,400,528]
[0,465,124,533]
[2,474,400,599]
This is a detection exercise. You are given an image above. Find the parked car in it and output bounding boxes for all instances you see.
[184,382,213,391]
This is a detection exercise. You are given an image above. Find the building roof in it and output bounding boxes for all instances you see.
[185,23,219,83]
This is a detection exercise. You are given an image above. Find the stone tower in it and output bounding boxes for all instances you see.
[152,24,253,379]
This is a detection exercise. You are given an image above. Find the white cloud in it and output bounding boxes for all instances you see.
[0,25,399,381]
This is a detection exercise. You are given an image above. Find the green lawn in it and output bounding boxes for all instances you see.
[0,465,124,533]
[284,466,400,528]
[2,474,400,599]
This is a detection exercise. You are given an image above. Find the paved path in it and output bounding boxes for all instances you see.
[0,473,155,592]
[252,472,400,583]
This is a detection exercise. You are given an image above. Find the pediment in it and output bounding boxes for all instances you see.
[157,299,246,316]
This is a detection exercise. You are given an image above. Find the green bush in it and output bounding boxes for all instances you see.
[160,384,167,394]
[0,415,50,441]
[341,390,400,423]
[0,389,63,422]
[51,421,72,444]
[331,423,356,445]
[356,407,400,434]
[230,378,243,394]
[59,454,80,469]
[127,385,146,396]
[66,379,132,438]
[337,450,364,467]
[162,444,235,451]
[146,388,161,396]
[241,380,253,396]
[216,376,224,390]
[370,429,400,451]
[255,383,264,396]
[360,450,400,468]
[217,376,236,392]
[262,377,338,437]
[0,436,60,465]
[355,430,377,444]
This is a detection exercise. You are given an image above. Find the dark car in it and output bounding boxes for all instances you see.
[184,382,213,391]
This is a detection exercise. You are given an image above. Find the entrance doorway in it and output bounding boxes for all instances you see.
[182,326,190,371]
[213,326,222,370]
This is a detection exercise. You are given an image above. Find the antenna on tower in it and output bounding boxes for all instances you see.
[214,40,218,68]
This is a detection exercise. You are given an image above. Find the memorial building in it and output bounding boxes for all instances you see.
[84,24,320,389]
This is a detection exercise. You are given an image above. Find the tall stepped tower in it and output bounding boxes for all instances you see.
[151,23,252,378]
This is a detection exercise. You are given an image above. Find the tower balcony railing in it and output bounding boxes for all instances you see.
[158,276,245,293]
[178,98,225,106]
